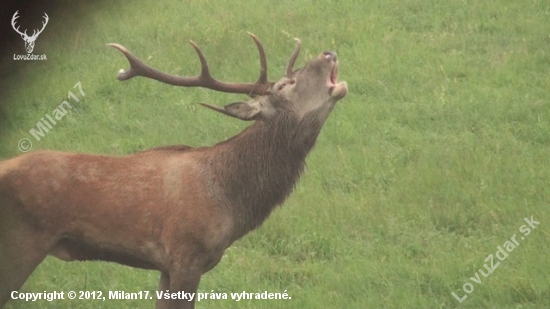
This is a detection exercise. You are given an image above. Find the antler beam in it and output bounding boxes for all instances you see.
[108,33,273,96]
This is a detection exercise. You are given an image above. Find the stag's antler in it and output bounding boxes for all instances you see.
[108,33,301,96]
[30,13,49,40]
[286,38,301,77]
[11,11,48,40]
[11,11,27,37]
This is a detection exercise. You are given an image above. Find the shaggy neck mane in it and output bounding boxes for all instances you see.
[204,110,324,234]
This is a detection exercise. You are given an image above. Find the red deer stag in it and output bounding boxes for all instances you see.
[0,33,347,309]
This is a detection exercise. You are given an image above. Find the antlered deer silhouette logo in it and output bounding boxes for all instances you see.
[11,11,49,54]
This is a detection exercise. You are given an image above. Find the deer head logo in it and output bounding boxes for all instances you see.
[11,11,49,54]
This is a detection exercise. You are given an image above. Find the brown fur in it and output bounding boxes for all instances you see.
[0,41,347,309]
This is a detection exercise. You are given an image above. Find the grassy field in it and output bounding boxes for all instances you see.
[1,0,549,308]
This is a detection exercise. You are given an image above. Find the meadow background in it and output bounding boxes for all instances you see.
[1,0,549,308]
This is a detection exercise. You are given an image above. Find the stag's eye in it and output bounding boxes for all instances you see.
[277,78,295,91]
[279,80,295,91]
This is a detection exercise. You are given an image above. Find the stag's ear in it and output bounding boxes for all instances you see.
[200,97,270,121]
[223,102,262,120]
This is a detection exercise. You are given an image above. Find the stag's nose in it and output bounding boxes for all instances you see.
[322,51,338,61]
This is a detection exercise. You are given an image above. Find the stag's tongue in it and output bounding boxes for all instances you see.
[330,69,337,84]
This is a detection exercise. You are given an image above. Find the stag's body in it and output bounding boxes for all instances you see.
[0,34,347,309]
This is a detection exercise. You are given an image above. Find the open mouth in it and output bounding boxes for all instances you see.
[321,52,339,86]
[328,62,347,99]
[318,51,348,99]
[330,63,338,85]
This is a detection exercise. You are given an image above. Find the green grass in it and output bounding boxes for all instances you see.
[1,0,550,308]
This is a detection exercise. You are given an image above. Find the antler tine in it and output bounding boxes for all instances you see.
[188,40,214,83]
[36,13,49,36]
[247,32,268,85]
[199,103,243,120]
[286,38,301,77]
[108,34,274,96]
[106,43,148,81]
[11,11,27,37]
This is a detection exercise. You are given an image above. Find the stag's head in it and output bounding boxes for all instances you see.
[219,44,347,127]
[108,34,347,127]
[266,49,348,123]
[11,11,49,54]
